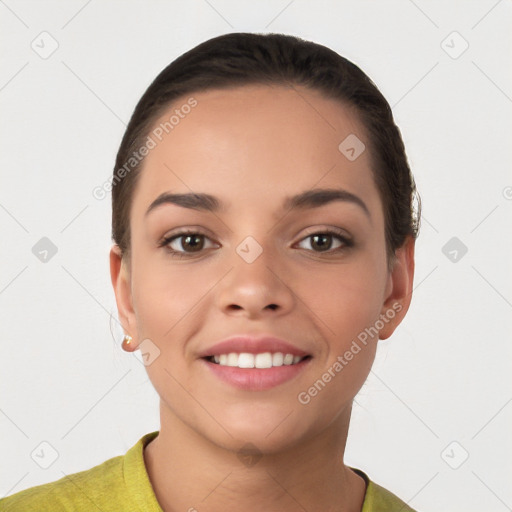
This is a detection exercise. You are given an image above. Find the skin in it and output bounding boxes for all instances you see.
[110,84,415,512]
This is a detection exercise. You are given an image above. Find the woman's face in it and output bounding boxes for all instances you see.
[111,84,413,453]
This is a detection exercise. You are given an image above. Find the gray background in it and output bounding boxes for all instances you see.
[1,1,511,510]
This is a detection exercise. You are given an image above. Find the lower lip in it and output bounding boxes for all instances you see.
[201,358,311,391]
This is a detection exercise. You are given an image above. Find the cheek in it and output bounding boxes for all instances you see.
[298,260,387,345]
[131,251,210,338]
[293,266,384,424]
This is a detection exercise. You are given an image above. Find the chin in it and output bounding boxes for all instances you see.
[208,407,308,455]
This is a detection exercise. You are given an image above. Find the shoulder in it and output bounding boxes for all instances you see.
[350,467,418,512]
[0,431,160,512]
[365,480,417,511]
[0,453,125,512]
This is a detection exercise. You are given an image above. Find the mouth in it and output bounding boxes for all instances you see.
[201,352,313,391]
[198,335,313,390]
[203,352,312,368]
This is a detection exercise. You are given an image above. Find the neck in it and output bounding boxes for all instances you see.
[144,401,366,512]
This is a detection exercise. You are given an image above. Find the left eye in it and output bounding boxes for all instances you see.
[296,231,351,253]
[163,232,216,254]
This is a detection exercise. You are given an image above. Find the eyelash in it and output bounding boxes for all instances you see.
[158,228,354,259]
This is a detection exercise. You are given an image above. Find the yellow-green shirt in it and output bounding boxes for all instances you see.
[0,431,417,511]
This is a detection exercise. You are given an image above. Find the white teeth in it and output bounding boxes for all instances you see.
[283,353,294,365]
[255,352,272,369]
[272,352,284,367]
[238,353,255,368]
[227,353,239,367]
[210,352,305,368]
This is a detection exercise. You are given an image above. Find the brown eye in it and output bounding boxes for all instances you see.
[310,234,334,252]
[296,230,353,253]
[161,231,216,256]
[178,234,204,252]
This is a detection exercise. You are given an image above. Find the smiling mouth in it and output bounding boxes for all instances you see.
[203,352,312,369]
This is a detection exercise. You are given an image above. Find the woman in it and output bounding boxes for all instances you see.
[1,32,420,511]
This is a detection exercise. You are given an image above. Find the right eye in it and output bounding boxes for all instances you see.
[159,230,218,257]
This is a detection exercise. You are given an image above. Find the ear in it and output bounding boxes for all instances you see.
[379,236,415,340]
[110,244,139,350]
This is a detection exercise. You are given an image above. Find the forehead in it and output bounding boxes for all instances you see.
[132,84,379,216]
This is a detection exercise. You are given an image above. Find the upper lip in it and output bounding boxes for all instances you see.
[198,335,311,358]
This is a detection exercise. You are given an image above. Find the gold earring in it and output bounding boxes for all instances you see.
[122,335,133,351]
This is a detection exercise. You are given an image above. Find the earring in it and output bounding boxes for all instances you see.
[122,335,133,351]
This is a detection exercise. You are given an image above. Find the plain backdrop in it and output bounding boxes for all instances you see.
[1,1,511,511]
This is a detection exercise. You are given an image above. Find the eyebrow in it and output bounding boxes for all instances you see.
[145,188,370,219]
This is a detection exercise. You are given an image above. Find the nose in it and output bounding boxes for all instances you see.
[216,243,295,319]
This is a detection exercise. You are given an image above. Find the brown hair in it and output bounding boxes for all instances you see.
[112,32,420,266]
